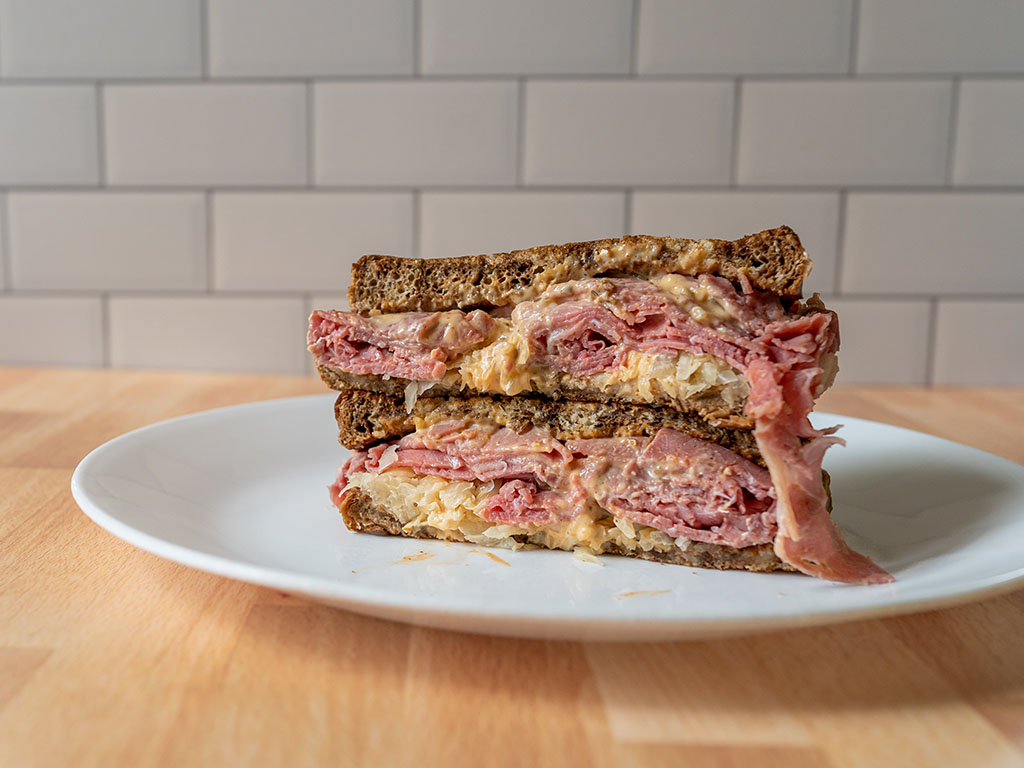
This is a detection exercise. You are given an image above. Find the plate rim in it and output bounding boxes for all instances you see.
[70,394,1024,640]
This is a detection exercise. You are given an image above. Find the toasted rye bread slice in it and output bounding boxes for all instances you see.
[316,363,753,432]
[333,388,764,466]
[338,488,793,573]
[349,227,810,314]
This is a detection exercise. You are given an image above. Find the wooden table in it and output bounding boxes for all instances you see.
[1,367,1022,767]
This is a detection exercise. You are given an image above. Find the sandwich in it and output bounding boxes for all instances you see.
[307,228,893,584]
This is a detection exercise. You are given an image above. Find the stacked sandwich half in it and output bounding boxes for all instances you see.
[307,227,892,584]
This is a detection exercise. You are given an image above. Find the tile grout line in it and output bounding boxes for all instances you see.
[729,78,743,187]
[848,0,861,74]
[924,297,940,386]
[629,0,641,75]
[5,183,1024,194]
[96,83,107,186]
[5,73,1024,85]
[199,0,210,78]
[205,190,214,292]
[101,293,111,367]
[945,77,961,184]
[411,189,421,259]
[306,81,315,188]
[833,190,848,295]
[302,292,313,327]
[515,78,526,186]
[412,0,422,76]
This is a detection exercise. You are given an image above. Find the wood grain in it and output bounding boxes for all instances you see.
[0,367,1022,767]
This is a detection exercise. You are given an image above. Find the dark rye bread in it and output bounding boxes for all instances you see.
[316,363,753,431]
[348,227,810,314]
[333,388,764,466]
[338,489,793,573]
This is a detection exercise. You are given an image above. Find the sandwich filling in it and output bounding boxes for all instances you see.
[343,469,687,558]
[309,274,781,414]
[310,274,892,584]
[334,421,778,553]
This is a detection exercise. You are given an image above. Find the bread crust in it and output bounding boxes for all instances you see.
[338,488,792,573]
[348,227,810,314]
[333,388,764,465]
[316,362,753,432]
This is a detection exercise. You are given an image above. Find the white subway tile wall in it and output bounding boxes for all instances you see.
[933,301,1024,386]
[0,194,6,290]
[0,1,1020,384]
[0,86,99,184]
[737,81,952,185]
[104,84,307,185]
[842,194,1024,295]
[8,193,206,291]
[524,81,734,185]
[208,0,414,77]
[0,0,201,79]
[420,192,625,261]
[213,192,412,291]
[856,0,1024,74]
[637,0,853,75]
[0,296,104,365]
[109,296,307,373]
[952,81,1024,185]
[314,81,518,185]
[421,0,631,75]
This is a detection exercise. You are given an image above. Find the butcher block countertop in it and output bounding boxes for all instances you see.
[1,366,1022,768]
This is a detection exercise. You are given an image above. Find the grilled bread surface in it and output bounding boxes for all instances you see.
[333,388,762,463]
[318,364,753,433]
[348,227,810,314]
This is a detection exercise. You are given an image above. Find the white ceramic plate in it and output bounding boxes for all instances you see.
[71,395,1024,641]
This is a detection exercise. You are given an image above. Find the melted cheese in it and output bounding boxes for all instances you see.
[652,273,735,326]
[456,319,534,396]
[346,469,679,555]
[454,319,749,408]
[440,274,750,406]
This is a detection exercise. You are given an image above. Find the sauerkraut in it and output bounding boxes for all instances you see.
[454,319,748,408]
[346,468,682,556]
